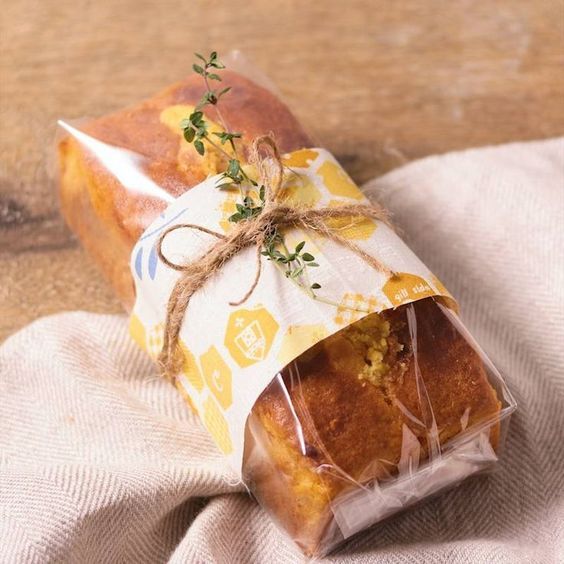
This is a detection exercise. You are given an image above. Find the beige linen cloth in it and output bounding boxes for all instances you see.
[1,138,563,564]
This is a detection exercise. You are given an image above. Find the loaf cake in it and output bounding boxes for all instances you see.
[58,71,502,556]
[246,298,500,555]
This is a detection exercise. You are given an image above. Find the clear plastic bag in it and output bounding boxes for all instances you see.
[245,298,513,556]
[57,53,516,558]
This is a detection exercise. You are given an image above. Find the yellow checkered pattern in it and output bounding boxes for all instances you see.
[334,293,380,326]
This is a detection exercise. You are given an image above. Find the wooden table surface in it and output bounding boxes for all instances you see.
[1,0,563,341]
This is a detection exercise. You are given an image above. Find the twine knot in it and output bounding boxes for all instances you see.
[156,136,395,381]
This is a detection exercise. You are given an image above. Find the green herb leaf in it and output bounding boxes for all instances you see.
[183,127,195,142]
[189,110,203,123]
[295,241,305,253]
[213,131,242,145]
[228,212,244,223]
[227,159,240,177]
[302,253,315,262]
[194,139,205,155]
[192,64,204,75]
[311,283,322,290]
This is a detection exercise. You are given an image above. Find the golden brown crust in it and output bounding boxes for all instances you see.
[246,298,500,555]
[58,71,311,307]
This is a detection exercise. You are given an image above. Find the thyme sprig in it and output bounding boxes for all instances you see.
[181,51,322,297]
[181,52,238,158]
[261,238,321,292]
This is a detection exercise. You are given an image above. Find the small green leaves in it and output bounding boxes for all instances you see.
[191,53,229,110]
[190,111,203,123]
[197,91,215,107]
[194,51,225,71]
[213,131,241,145]
[181,110,209,155]
[183,50,323,297]
[192,51,225,84]
[194,139,205,155]
[216,157,254,189]
[228,159,240,177]
[208,51,225,69]
[183,127,195,143]
[197,87,231,108]
[260,236,321,290]
[213,130,241,153]
[228,194,263,223]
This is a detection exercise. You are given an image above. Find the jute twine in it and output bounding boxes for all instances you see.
[156,136,395,381]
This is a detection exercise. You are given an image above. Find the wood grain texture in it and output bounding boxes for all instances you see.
[1,0,563,341]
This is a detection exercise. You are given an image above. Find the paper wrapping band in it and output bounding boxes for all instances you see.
[129,147,456,472]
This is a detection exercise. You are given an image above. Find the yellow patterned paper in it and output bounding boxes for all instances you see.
[130,147,454,474]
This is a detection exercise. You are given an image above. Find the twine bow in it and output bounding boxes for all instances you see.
[156,135,395,381]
